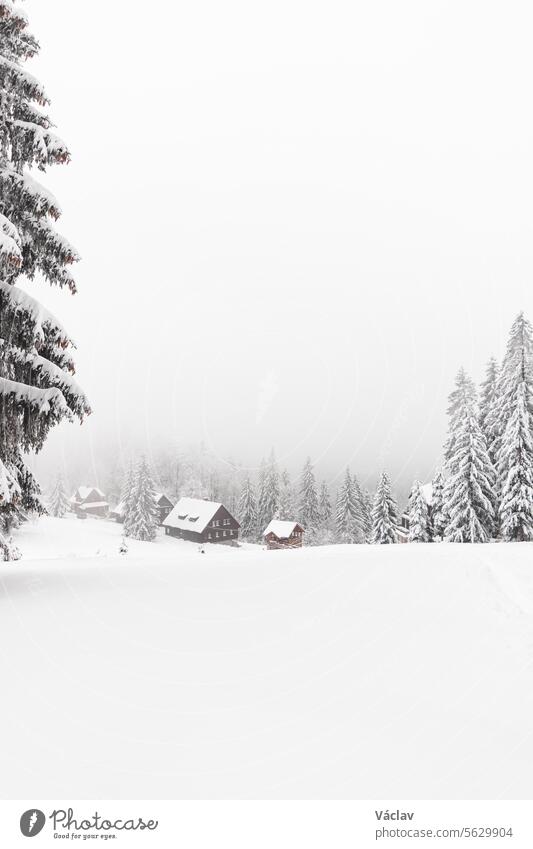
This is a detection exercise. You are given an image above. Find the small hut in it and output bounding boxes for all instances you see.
[70,486,109,518]
[263,520,304,550]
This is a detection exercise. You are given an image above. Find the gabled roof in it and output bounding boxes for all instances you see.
[263,520,304,539]
[73,486,105,502]
[163,497,234,533]
[154,492,173,506]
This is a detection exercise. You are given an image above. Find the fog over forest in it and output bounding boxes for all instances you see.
[24,0,533,500]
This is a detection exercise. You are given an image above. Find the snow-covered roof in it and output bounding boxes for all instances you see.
[263,520,303,539]
[154,492,173,505]
[74,486,105,502]
[79,501,108,509]
[163,497,224,533]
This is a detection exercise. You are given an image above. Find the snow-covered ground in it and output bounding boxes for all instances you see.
[1,515,533,800]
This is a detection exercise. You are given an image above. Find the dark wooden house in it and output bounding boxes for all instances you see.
[263,520,304,550]
[163,497,240,545]
[154,492,174,524]
[70,486,109,518]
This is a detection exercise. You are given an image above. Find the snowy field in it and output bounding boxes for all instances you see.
[1,516,533,800]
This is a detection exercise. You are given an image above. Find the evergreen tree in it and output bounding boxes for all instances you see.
[279,468,295,520]
[318,480,332,526]
[499,375,533,541]
[495,313,533,540]
[48,472,69,518]
[238,475,257,539]
[0,3,90,539]
[443,368,476,467]
[298,457,320,541]
[119,460,135,520]
[443,372,496,543]
[124,457,158,542]
[257,450,280,532]
[407,480,430,542]
[370,472,398,544]
[350,472,367,542]
[430,468,446,540]
[362,487,373,542]
[335,468,364,543]
[479,356,500,465]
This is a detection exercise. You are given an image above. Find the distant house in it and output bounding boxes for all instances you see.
[263,520,304,550]
[163,497,240,544]
[154,492,174,524]
[397,482,433,543]
[110,492,174,525]
[71,486,109,518]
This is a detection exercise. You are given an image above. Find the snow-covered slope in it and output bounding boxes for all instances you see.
[1,516,533,800]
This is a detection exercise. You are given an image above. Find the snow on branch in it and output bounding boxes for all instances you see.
[11,120,70,167]
[0,456,21,504]
[0,54,48,105]
[0,212,22,271]
[0,280,74,347]
[0,163,62,219]
[0,376,71,417]
[0,337,91,418]
[0,0,28,27]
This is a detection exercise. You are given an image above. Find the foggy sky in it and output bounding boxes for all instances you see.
[24,0,533,492]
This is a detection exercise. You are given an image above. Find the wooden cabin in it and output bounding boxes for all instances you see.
[263,520,304,550]
[110,492,174,525]
[154,492,174,524]
[163,497,240,545]
[70,486,109,518]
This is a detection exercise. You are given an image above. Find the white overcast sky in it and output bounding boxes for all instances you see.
[23,0,533,491]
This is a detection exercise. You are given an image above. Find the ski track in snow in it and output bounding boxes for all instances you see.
[1,516,533,799]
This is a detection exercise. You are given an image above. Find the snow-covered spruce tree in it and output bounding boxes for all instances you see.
[0,3,89,547]
[123,457,158,542]
[430,468,446,541]
[298,457,320,542]
[237,474,257,539]
[350,472,367,542]
[362,487,373,542]
[335,468,364,543]
[119,459,135,519]
[494,314,533,540]
[498,373,533,541]
[315,479,335,544]
[407,479,430,542]
[443,367,476,468]
[279,468,294,520]
[370,471,398,544]
[443,372,496,543]
[48,471,69,517]
[256,450,280,533]
[479,356,500,465]
[318,480,332,526]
